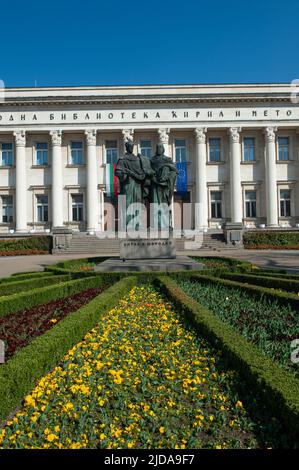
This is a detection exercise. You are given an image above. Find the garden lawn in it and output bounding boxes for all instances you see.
[0,286,107,360]
[177,278,299,378]
[1,285,265,449]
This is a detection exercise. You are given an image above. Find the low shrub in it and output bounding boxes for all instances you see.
[0,272,54,285]
[0,274,114,319]
[174,273,299,311]
[220,272,299,294]
[244,231,299,249]
[0,286,108,361]
[176,277,299,377]
[0,274,71,297]
[0,276,137,422]
[155,276,299,442]
[191,256,252,273]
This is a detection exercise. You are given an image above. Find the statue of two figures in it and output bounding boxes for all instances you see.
[115,140,178,233]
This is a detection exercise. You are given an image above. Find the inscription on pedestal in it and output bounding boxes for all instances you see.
[120,238,176,259]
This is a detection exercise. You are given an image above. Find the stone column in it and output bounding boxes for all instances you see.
[50,130,64,228]
[158,128,170,157]
[14,130,27,232]
[85,129,98,233]
[264,126,278,226]
[229,127,242,224]
[158,128,173,229]
[194,127,208,229]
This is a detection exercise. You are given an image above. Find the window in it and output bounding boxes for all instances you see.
[211,191,222,218]
[140,140,152,158]
[1,196,13,223]
[278,137,289,161]
[71,141,84,165]
[72,194,83,221]
[245,191,257,218]
[36,195,48,222]
[106,140,118,164]
[175,139,187,162]
[1,143,13,166]
[243,138,255,162]
[209,138,221,162]
[280,190,291,217]
[36,142,48,166]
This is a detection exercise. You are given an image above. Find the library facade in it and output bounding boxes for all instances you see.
[0,83,299,237]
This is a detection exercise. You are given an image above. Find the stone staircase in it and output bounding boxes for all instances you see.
[56,230,237,255]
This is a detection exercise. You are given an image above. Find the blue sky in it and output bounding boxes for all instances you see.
[1,0,299,87]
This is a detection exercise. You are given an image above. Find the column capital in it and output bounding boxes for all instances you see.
[158,128,170,144]
[13,130,26,147]
[194,127,207,144]
[50,130,62,146]
[264,126,277,143]
[228,127,242,143]
[85,129,97,146]
[122,128,134,143]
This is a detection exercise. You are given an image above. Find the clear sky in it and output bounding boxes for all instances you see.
[1,0,299,87]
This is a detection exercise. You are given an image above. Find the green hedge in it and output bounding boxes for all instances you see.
[0,274,115,319]
[0,274,72,297]
[0,236,52,254]
[0,272,54,285]
[176,273,299,310]
[244,231,299,248]
[191,256,252,272]
[220,272,299,294]
[0,276,137,422]
[155,276,299,441]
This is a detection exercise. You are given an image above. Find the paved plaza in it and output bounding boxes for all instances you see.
[0,249,298,277]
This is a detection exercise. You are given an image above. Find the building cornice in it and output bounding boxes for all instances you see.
[0,83,295,107]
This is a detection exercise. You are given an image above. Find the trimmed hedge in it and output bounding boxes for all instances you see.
[0,276,137,422]
[155,276,299,442]
[220,272,299,294]
[0,274,72,297]
[191,256,252,273]
[0,274,115,319]
[244,231,299,249]
[0,272,55,285]
[0,236,52,255]
[175,273,299,311]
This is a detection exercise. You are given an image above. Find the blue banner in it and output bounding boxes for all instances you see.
[176,162,188,193]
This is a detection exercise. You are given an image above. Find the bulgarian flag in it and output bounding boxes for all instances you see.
[106,163,118,198]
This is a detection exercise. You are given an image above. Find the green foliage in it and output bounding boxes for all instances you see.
[0,236,52,254]
[0,274,71,297]
[0,276,137,422]
[176,277,299,377]
[0,274,114,319]
[244,231,299,249]
[0,272,54,285]
[155,276,299,442]
[220,272,299,294]
[191,256,252,273]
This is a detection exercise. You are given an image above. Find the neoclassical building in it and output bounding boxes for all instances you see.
[0,83,298,236]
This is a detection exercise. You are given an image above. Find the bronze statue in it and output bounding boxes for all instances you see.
[150,143,178,206]
[115,141,178,230]
[115,140,153,226]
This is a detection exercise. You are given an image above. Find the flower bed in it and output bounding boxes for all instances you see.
[176,278,299,378]
[0,286,107,361]
[243,231,299,249]
[0,236,52,256]
[0,285,263,449]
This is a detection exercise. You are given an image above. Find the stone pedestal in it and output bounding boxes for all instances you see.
[223,222,243,247]
[52,228,73,253]
[120,238,176,259]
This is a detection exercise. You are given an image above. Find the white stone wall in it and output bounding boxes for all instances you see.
[0,84,299,234]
